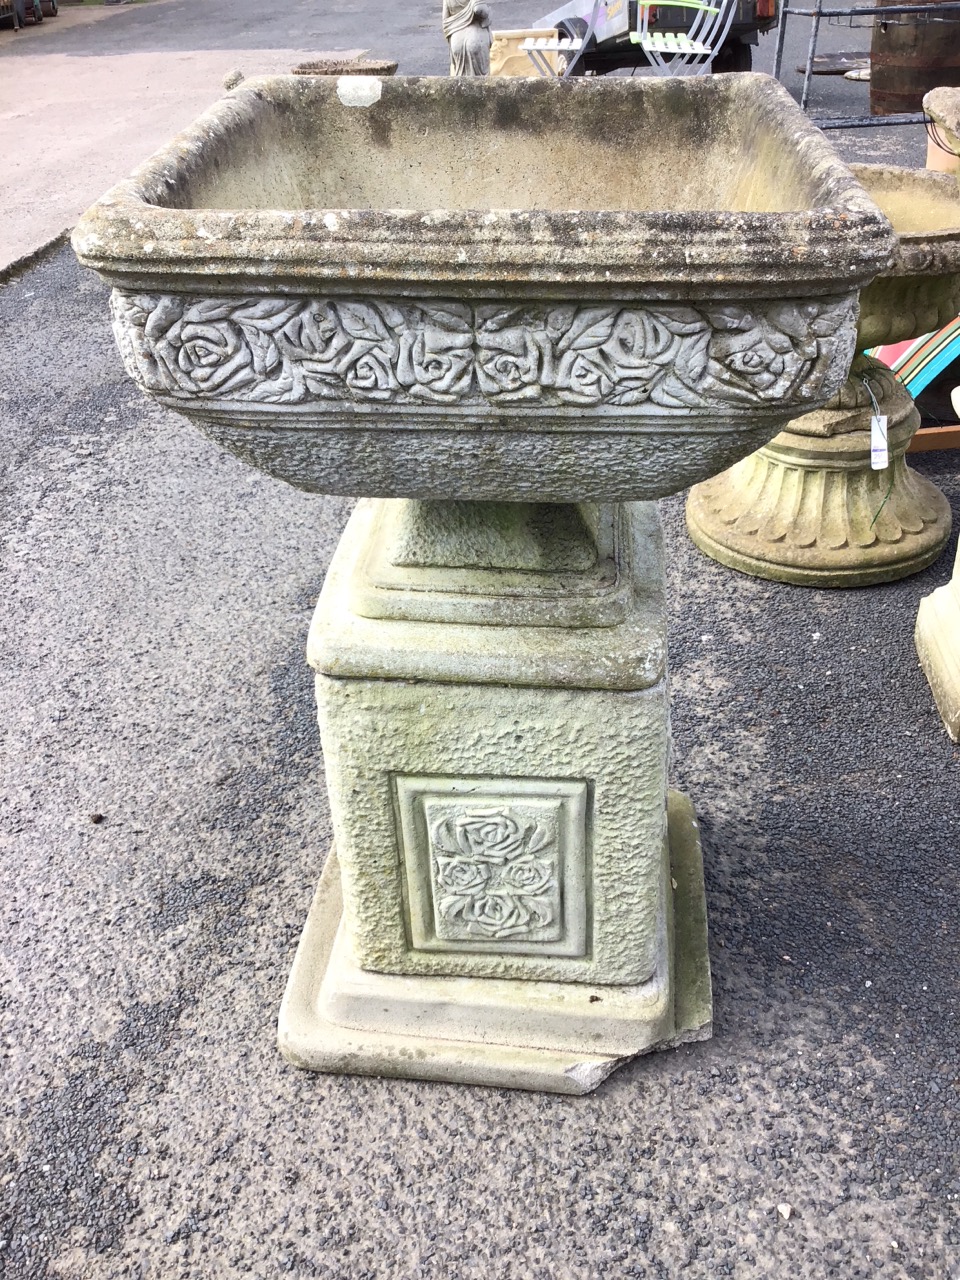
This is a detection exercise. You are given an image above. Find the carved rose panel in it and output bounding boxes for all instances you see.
[429,807,562,943]
[110,290,858,415]
[394,776,589,958]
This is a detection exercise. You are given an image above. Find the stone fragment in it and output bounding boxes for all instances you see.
[916,538,960,741]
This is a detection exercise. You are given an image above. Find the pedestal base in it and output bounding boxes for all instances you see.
[278,792,712,1095]
[686,358,952,587]
[916,567,960,741]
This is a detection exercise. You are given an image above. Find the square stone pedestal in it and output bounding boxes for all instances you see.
[277,498,712,1093]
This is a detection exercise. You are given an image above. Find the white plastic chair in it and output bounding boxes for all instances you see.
[520,32,585,75]
[521,0,602,77]
[630,0,737,74]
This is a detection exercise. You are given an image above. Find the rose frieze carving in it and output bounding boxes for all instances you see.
[111,291,858,415]
[429,808,560,942]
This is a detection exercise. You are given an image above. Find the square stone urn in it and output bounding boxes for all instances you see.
[73,73,895,1093]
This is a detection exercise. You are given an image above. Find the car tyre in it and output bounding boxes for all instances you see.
[556,16,591,75]
[712,39,752,72]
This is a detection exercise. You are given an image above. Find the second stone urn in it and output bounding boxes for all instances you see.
[72,74,894,1092]
[687,164,960,587]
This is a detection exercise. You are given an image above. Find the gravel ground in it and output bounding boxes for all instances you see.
[1,230,958,1279]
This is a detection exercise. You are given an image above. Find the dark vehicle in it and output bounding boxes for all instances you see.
[1,0,58,26]
[537,0,777,74]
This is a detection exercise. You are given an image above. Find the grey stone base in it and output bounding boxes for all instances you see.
[916,581,960,742]
[277,791,712,1095]
[687,494,951,588]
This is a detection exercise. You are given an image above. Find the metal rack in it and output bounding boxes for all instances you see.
[772,0,960,128]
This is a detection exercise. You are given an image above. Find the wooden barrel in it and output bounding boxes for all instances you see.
[870,0,960,115]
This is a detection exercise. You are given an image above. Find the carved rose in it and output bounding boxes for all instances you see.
[281,302,353,365]
[474,307,556,400]
[498,858,554,895]
[435,809,548,865]
[143,297,288,397]
[344,346,398,397]
[551,307,710,407]
[459,893,534,938]
[278,300,398,401]
[396,304,474,402]
[434,856,491,895]
[112,290,852,413]
[701,303,830,405]
[179,325,247,390]
[612,308,711,406]
[431,807,558,941]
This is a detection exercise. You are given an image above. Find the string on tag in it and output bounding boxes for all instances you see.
[861,374,895,529]
[864,375,888,472]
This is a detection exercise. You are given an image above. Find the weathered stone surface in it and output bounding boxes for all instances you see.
[851,164,960,348]
[277,792,712,1093]
[310,502,670,986]
[70,73,895,1090]
[72,75,893,293]
[924,87,960,184]
[687,163,960,586]
[106,289,861,501]
[311,497,667,687]
[687,356,952,586]
[72,76,892,502]
[916,540,960,741]
[352,500,631,629]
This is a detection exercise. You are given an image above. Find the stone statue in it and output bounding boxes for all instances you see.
[443,0,492,76]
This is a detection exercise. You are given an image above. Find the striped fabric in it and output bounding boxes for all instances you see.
[866,314,960,397]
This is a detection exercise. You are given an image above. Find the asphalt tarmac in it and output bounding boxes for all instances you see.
[2,1,959,1277]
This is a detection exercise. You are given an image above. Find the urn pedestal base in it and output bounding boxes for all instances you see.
[686,358,952,587]
[916,548,960,741]
[277,792,712,1095]
[279,496,712,1092]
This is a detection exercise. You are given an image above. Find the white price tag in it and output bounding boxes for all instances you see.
[870,414,888,471]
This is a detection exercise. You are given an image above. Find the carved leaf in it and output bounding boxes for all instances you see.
[421,301,473,332]
[335,300,392,343]
[557,307,619,353]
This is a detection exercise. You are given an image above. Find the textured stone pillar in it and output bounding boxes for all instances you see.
[278,499,712,1093]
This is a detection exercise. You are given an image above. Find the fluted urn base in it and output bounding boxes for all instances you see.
[686,357,952,587]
